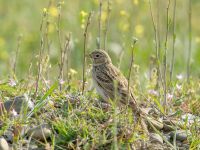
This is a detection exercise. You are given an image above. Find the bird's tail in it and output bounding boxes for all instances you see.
[132,108,149,137]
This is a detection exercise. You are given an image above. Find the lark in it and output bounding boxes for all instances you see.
[89,49,149,134]
[89,49,139,112]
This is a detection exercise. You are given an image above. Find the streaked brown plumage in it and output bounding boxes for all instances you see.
[89,49,138,112]
[89,49,149,135]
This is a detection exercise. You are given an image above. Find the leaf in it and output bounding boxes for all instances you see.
[152,97,165,114]
[26,82,58,119]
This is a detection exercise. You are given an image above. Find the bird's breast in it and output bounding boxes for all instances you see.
[92,66,108,100]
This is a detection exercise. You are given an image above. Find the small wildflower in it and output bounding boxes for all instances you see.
[66,94,73,100]
[148,89,159,96]
[195,36,200,43]
[176,84,182,90]
[167,93,173,101]
[11,109,18,117]
[176,74,183,80]
[135,24,144,36]
[9,78,17,87]
[44,79,51,85]
[59,79,65,85]
[80,11,88,18]
[120,10,129,17]
[80,11,88,29]
[49,6,58,17]
[43,8,47,13]
[133,0,139,5]
[69,68,78,75]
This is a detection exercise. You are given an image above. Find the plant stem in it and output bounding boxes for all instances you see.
[149,0,164,91]
[170,0,176,82]
[163,0,171,111]
[34,10,46,98]
[82,12,92,94]
[187,0,192,83]
[103,0,111,50]
[97,0,102,49]
[127,39,137,105]
[13,35,22,75]
[57,4,64,90]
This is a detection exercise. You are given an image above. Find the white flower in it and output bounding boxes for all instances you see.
[167,93,173,100]
[176,84,182,90]
[148,89,159,96]
[11,109,18,117]
[44,79,50,85]
[176,74,183,80]
[8,78,16,87]
[59,79,65,85]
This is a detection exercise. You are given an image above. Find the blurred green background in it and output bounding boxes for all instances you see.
[0,0,200,81]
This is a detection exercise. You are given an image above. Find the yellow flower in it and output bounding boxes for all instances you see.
[80,11,88,29]
[120,10,129,17]
[43,8,47,13]
[80,11,88,18]
[195,36,200,43]
[133,0,139,5]
[135,24,144,36]
[93,0,98,5]
[69,68,77,75]
[49,6,58,17]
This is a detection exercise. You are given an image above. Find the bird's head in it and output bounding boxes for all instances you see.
[89,49,112,66]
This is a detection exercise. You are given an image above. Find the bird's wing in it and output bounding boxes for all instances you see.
[107,64,138,110]
[93,64,138,108]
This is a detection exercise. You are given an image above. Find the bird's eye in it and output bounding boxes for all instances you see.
[96,54,100,58]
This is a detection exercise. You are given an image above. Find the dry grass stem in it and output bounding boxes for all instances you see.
[82,12,93,94]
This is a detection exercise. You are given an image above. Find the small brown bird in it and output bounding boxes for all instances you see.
[89,49,139,112]
[89,49,149,134]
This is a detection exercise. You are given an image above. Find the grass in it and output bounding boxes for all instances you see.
[0,0,200,149]
[1,69,200,149]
